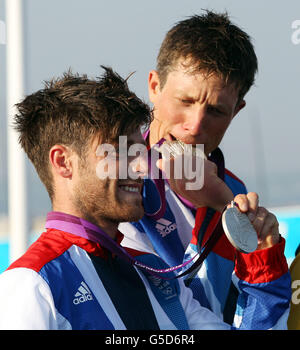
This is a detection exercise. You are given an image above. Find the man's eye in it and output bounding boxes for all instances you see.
[208,106,224,115]
[181,99,193,104]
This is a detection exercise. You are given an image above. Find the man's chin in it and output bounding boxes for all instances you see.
[114,206,145,224]
[120,212,144,223]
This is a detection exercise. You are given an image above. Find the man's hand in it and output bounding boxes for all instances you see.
[156,156,234,212]
[156,154,280,250]
[232,192,280,250]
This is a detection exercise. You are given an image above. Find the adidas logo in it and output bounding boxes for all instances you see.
[148,275,177,299]
[73,281,93,305]
[155,218,177,237]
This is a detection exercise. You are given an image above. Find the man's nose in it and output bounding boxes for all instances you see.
[182,107,206,136]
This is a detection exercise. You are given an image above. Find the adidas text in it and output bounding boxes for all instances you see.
[155,218,177,237]
[73,294,93,305]
[73,281,93,305]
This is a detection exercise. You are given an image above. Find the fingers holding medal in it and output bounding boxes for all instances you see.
[232,192,280,250]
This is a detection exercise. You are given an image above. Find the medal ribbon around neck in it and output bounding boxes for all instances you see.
[45,211,221,280]
[45,211,201,279]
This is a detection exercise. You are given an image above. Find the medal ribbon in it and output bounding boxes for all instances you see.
[45,211,203,279]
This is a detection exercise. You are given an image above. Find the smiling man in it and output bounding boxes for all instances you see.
[119,11,291,328]
[0,67,153,329]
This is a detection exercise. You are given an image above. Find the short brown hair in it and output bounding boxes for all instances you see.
[14,66,151,199]
[157,10,258,101]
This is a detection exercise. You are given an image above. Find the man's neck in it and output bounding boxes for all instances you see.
[82,214,119,240]
[52,203,119,240]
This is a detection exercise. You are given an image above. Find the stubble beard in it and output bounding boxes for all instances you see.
[73,170,144,227]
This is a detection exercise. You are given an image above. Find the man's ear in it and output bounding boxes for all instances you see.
[148,70,161,104]
[232,99,246,118]
[49,145,73,179]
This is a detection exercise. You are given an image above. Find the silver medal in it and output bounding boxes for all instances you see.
[222,201,258,253]
[155,139,207,159]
